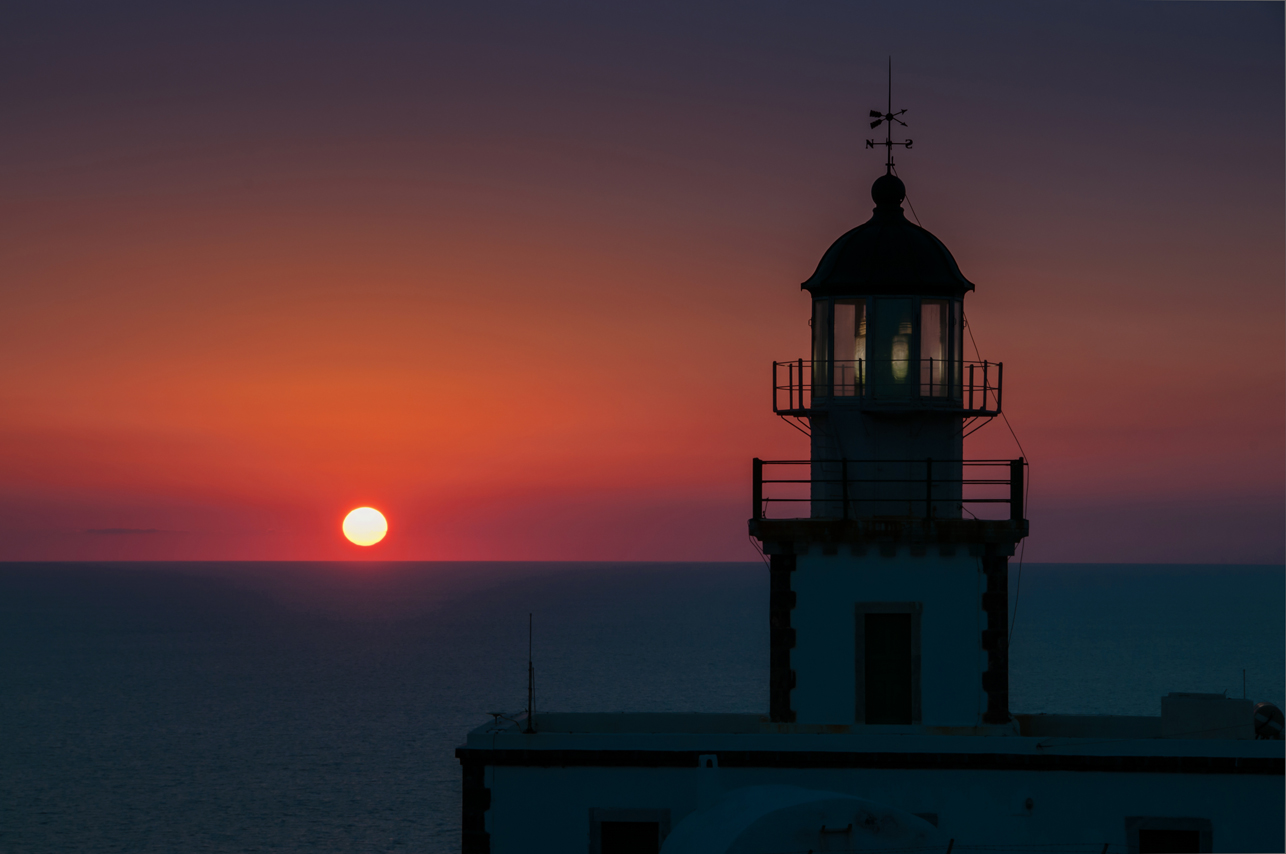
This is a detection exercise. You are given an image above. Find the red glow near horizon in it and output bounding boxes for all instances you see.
[0,4,1281,563]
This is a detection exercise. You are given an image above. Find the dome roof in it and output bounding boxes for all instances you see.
[802,174,975,299]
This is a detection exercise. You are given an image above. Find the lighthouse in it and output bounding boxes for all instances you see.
[751,162,1026,732]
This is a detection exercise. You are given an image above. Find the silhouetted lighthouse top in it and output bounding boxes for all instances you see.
[802,173,975,299]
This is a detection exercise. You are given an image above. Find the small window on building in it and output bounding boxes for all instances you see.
[855,603,922,725]
[600,821,659,854]
[1125,817,1211,853]
[1138,829,1200,853]
[590,808,670,854]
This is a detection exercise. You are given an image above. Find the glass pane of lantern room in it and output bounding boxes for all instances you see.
[832,300,866,396]
[871,298,914,398]
[952,301,963,400]
[812,301,829,396]
[921,300,947,397]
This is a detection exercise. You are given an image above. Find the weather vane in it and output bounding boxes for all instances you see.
[866,57,912,173]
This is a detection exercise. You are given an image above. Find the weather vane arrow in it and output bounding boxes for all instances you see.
[866,58,912,173]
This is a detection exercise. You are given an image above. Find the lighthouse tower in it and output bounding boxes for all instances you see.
[751,128,1027,728]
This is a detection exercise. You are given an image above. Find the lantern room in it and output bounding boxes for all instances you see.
[773,172,1001,418]
[810,294,961,401]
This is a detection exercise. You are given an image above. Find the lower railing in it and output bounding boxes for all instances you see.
[751,457,1025,521]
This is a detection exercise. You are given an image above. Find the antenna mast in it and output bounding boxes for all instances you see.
[524,613,535,733]
[866,57,913,172]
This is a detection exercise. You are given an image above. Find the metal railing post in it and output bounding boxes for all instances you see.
[798,357,805,407]
[785,361,791,412]
[1010,458,1024,521]
[996,362,1003,413]
[968,363,975,410]
[752,458,764,519]
[925,458,933,520]
[773,362,779,413]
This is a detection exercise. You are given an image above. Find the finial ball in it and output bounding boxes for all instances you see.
[871,173,906,208]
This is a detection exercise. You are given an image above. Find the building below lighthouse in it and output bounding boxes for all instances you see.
[456,166,1285,854]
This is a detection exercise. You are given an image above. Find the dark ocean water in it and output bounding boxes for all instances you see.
[1,561,1282,853]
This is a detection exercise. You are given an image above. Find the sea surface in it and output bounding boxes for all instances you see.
[2,561,1282,853]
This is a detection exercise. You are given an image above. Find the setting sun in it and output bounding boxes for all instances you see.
[342,507,388,546]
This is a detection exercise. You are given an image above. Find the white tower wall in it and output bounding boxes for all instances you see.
[791,546,986,726]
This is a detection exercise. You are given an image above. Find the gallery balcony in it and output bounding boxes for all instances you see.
[772,359,1002,418]
[748,457,1028,548]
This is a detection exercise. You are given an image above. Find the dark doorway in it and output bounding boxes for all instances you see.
[600,820,660,854]
[1137,828,1202,853]
[865,612,913,724]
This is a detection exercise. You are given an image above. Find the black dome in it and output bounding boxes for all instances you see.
[802,175,975,299]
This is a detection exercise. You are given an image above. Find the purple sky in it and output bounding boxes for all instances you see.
[1,1,1282,562]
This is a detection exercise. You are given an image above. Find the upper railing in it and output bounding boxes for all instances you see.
[751,457,1025,522]
[773,359,1002,417]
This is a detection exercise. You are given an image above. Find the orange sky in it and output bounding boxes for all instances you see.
[1,2,1281,562]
